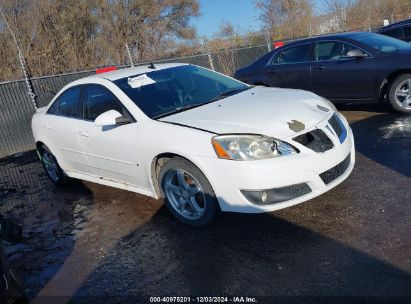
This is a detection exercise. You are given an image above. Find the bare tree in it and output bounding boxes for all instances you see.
[0,0,200,81]
[254,0,314,40]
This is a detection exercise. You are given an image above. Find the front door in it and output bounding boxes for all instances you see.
[77,84,148,189]
[310,41,376,101]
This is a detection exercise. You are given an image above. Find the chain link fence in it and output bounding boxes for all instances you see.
[0,43,273,158]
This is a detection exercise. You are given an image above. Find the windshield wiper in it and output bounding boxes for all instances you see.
[153,87,252,119]
[220,87,252,97]
[153,104,205,119]
[206,87,252,103]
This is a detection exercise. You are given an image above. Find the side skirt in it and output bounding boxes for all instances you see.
[65,171,157,199]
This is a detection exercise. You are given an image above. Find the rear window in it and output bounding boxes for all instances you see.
[381,27,404,39]
[404,26,411,40]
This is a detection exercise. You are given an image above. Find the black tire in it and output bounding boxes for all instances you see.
[38,145,69,186]
[159,157,220,227]
[388,74,411,114]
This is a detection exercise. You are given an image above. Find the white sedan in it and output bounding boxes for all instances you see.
[32,63,355,226]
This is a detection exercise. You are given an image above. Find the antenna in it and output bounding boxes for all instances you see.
[148,62,156,69]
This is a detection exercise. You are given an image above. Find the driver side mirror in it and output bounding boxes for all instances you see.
[346,49,368,58]
[94,110,131,127]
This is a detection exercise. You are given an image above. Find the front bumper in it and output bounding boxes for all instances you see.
[191,112,355,213]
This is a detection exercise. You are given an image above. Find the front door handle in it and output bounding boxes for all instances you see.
[79,130,90,137]
[267,69,277,74]
[312,65,325,70]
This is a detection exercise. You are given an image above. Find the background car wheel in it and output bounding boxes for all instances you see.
[388,74,411,114]
[159,157,220,227]
[38,145,69,186]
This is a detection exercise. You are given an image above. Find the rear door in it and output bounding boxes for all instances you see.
[77,84,148,188]
[310,40,376,101]
[261,42,314,91]
[45,86,90,173]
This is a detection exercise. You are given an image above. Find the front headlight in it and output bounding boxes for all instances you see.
[321,97,338,113]
[211,135,298,160]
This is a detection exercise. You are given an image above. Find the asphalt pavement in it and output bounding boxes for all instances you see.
[0,103,410,304]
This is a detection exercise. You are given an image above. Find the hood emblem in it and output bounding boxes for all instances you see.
[287,120,305,132]
[317,104,330,112]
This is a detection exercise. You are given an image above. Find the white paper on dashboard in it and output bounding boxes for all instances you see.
[127,74,156,88]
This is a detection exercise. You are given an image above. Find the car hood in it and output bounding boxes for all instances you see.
[159,86,332,139]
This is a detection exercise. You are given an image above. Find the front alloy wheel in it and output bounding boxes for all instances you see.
[164,169,206,221]
[159,157,220,226]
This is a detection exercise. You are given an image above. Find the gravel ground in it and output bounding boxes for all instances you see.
[0,103,410,304]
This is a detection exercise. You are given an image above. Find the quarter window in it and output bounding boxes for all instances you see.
[83,85,131,121]
[315,41,356,61]
[47,87,82,118]
[270,44,312,64]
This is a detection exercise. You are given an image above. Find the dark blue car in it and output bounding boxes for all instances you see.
[234,32,411,113]
[378,19,411,43]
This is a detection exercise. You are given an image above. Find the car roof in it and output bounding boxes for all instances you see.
[279,31,366,47]
[85,62,188,82]
[378,18,411,31]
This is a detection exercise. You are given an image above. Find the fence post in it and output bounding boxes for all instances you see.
[0,6,37,110]
[264,29,272,52]
[125,43,134,67]
[203,37,215,71]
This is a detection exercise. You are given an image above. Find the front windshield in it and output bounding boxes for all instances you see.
[114,65,249,119]
[347,32,411,53]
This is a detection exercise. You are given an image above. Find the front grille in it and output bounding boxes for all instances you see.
[329,113,347,143]
[319,153,351,185]
[293,129,333,153]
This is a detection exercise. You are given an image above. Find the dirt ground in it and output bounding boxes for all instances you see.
[0,103,410,303]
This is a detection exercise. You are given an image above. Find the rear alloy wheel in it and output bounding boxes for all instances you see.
[39,146,68,185]
[388,74,411,114]
[159,157,220,226]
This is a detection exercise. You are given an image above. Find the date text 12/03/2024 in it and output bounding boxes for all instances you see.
[149,296,258,303]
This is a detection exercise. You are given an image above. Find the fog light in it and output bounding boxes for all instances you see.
[241,183,312,206]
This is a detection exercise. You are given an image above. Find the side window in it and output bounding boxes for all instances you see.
[47,87,82,118]
[404,26,411,41]
[381,27,404,40]
[270,44,312,64]
[83,85,130,121]
[316,41,356,61]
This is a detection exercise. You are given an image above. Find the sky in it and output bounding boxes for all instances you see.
[191,0,327,38]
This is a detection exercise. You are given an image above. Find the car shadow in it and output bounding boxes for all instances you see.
[60,201,411,303]
[335,102,396,114]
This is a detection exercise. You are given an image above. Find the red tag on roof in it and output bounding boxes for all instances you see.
[273,41,284,49]
[95,66,117,74]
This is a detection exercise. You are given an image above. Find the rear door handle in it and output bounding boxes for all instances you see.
[79,130,89,137]
[268,69,277,74]
[312,65,325,70]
